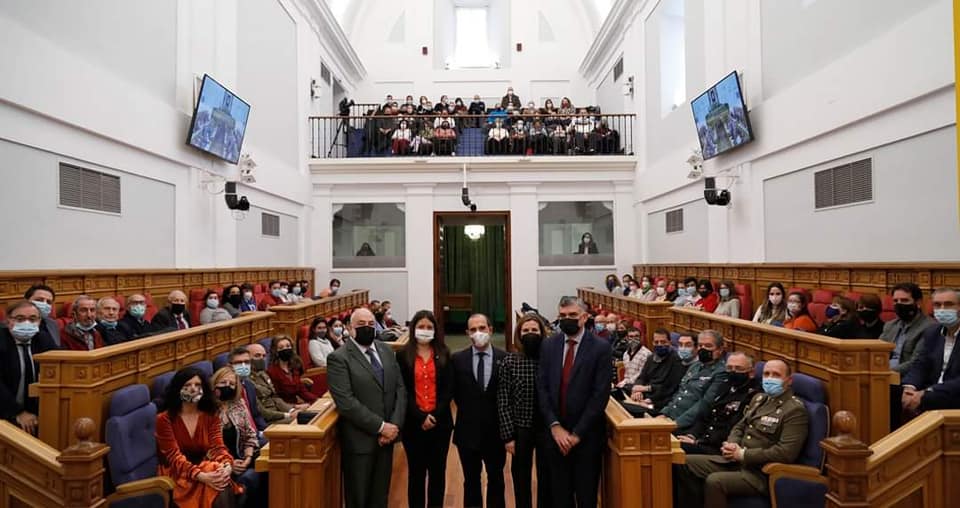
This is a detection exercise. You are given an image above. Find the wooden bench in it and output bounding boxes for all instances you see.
[270,289,371,341]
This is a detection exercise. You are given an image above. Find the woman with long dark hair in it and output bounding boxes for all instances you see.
[753,282,788,325]
[395,310,454,508]
[307,316,335,368]
[157,367,241,508]
[576,232,599,254]
[266,335,317,405]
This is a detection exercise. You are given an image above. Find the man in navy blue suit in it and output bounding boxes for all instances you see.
[901,288,960,414]
[536,296,613,508]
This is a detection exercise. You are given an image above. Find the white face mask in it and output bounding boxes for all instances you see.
[787,302,801,315]
[769,294,783,305]
[656,287,666,296]
[605,323,617,332]
[414,329,435,344]
[471,331,491,348]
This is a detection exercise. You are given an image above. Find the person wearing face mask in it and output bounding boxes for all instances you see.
[753,282,788,326]
[319,278,342,298]
[783,291,818,333]
[391,119,413,155]
[451,313,507,508]
[653,279,670,302]
[712,280,741,318]
[267,336,317,405]
[157,367,242,507]
[220,285,243,318]
[634,276,655,301]
[327,317,346,349]
[576,232,599,255]
[306,317,335,368]
[61,295,105,350]
[433,120,457,155]
[276,281,294,303]
[676,352,761,455]
[258,281,284,311]
[245,344,304,425]
[675,360,808,508]
[211,367,263,505]
[657,330,729,434]
[468,94,486,127]
[497,314,553,508]
[615,327,652,389]
[23,284,60,347]
[501,86,521,109]
[1,301,58,435]
[603,274,621,294]
[692,280,720,313]
[626,329,687,412]
[817,296,869,339]
[486,117,510,154]
[199,290,233,325]
[284,281,304,304]
[901,288,960,415]
[537,297,613,508]
[664,280,679,302]
[227,347,268,435]
[673,277,700,307]
[857,294,884,338]
[609,317,632,360]
[395,310,454,508]
[591,313,610,340]
[326,308,406,508]
[95,297,126,346]
[153,290,192,331]
[880,283,935,374]
[119,293,155,340]
[237,284,258,313]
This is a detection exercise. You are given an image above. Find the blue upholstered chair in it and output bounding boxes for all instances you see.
[729,363,830,508]
[188,360,213,379]
[213,352,230,371]
[259,337,274,365]
[150,371,174,408]
[104,384,174,507]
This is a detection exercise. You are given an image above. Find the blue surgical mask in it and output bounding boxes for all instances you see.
[934,309,959,326]
[762,378,785,397]
[293,286,302,295]
[825,306,841,319]
[594,323,605,333]
[272,289,282,298]
[99,320,118,329]
[677,288,687,297]
[76,321,98,332]
[206,298,219,309]
[719,288,731,298]
[233,363,251,378]
[32,301,52,318]
[677,347,694,361]
[128,304,146,318]
[11,322,39,342]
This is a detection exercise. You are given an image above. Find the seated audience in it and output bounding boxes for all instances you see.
[592,121,620,153]
[153,290,191,331]
[211,367,263,504]
[258,281,284,311]
[318,278,341,298]
[677,352,761,455]
[653,279,670,302]
[435,95,450,113]
[501,86,521,109]
[96,297,126,346]
[391,120,413,155]
[417,96,433,115]
[278,281,295,303]
[626,329,687,411]
[664,279,679,302]
[412,122,434,155]
[510,120,528,154]
[857,293,884,338]
[634,275,654,301]
[753,282,788,326]
[609,318,631,360]
[221,285,243,317]
[24,284,60,347]
[119,293,155,340]
[557,97,576,124]
[156,367,241,507]
[434,110,456,130]
[307,317,335,368]
[1,301,58,435]
[327,317,347,348]
[486,118,510,154]
[200,290,233,325]
[901,288,960,414]
[61,295,105,350]
[570,108,595,153]
[673,277,700,307]
[238,284,258,313]
[528,120,549,153]
[433,121,457,155]
[592,313,612,341]
[880,283,935,373]
[468,94,486,125]
[548,123,568,154]
[227,347,268,434]
[616,327,652,388]
[298,280,312,299]
[784,291,818,332]
[676,332,698,367]
[818,296,869,339]
[621,274,635,296]
[267,336,317,405]
[625,279,642,299]
[658,330,728,434]
[246,343,303,424]
[713,280,741,318]
[674,359,809,507]
[692,280,719,313]
[604,274,621,293]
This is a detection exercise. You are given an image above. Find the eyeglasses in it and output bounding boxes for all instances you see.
[8,315,41,324]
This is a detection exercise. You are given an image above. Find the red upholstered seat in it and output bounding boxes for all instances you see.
[880,295,896,322]
[809,289,836,327]
[735,284,753,320]
[787,287,808,298]
[298,325,312,369]
[253,285,263,295]
[188,301,203,326]
[843,292,863,304]
[188,288,206,302]
[61,301,74,319]
[145,305,159,321]
[254,293,267,306]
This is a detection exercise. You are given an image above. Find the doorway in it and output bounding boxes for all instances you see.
[433,211,512,351]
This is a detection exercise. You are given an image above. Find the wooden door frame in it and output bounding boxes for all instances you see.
[433,211,513,350]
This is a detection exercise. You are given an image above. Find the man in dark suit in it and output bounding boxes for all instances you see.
[0,301,58,435]
[118,293,155,340]
[452,313,507,508]
[24,284,60,347]
[227,346,268,438]
[537,296,613,508]
[901,288,960,414]
[151,290,191,331]
[880,282,936,374]
[327,308,406,508]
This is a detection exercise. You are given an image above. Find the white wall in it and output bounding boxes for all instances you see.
[330,271,410,322]
[646,198,707,263]
[538,268,613,317]
[238,206,300,267]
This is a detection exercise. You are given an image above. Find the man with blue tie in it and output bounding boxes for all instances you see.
[452,313,507,508]
[327,308,406,508]
[537,296,613,508]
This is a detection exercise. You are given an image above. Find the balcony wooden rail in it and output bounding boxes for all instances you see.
[270,289,372,341]
[31,311,275,449]
[603,398,676,508]
[577,287,674,343]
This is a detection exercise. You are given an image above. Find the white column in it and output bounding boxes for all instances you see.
[613,180,636,276]
[311,184,333,282]
[509,183,539,309]
[405,184,436,313]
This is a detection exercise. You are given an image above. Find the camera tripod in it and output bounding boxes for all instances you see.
[326,116,350,158]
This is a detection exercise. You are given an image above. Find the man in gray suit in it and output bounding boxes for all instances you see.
[327,307,406,508]
[880,283,935,374]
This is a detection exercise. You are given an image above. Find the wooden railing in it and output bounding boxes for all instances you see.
[603,399,676,508]
[32,311,275,449]
[578,288,673,343]
[270,289,371,340]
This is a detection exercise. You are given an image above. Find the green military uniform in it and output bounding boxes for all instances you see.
[250,370,294,423]
[674,388,809,508]
[660,356,728,431]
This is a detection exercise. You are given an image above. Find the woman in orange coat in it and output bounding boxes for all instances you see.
[784,291,818,333]
[157,366,242,508]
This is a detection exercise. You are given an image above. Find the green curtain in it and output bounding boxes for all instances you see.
[443,225,506,324]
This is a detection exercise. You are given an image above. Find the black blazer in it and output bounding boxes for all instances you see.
[152,307,191,332]
[818,318,870,339]
[242,377,269,431]
[0,327,58,421]
[902,323,960,410]
[452,345,506,450]
[576,242,599,254]
[97,323,127,346]
[118,313,155,340]
[396,348,454,434]
[536,330,613,440]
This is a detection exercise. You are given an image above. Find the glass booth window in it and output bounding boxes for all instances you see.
[333,203,405,268]
[538,201,614,266]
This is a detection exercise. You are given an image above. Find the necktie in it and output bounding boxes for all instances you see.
[16,344,33,407]
[476,352,487,391]
[84,331,95,350]
[366,348,384,385]
[177,316,186,330]
[560,339,577,418]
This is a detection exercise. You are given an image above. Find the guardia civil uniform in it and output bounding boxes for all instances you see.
[674,387,809,508]
[660,355,728,431]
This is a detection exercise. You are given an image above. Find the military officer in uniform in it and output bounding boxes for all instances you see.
[677,351,761,455]
[673,359,809,508]
[655,330,728,432]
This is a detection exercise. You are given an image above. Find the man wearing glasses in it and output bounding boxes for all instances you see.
[0,300,59,435]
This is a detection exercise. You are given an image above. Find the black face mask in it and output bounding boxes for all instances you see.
[354,326,376,346]
[217,386,237,401]
[228,295,242,307]
[313,329,327,340]
[171,303,185,315]
[606,280,617,290]
[276,349,294,362]
[616,330,628,339]
[251,359,266,372]
[858,309,879,323]
[698,348,714,364]
[698,290,710,298]
[727,372,750,386]
[521,333,542,358]
[894,303,918,322]
[559,318,581,336]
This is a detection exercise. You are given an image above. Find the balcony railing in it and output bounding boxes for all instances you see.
[309,113,635,159]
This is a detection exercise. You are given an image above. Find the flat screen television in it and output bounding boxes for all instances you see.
[186,74,251,164]
[690,71,754,160]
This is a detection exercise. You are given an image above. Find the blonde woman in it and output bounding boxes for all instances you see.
[211,367,263,505]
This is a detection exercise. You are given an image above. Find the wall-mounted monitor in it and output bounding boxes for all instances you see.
[691,71,754,160]
[186,74,251,164]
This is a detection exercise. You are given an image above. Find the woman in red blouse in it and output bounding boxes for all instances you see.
[267,335,318,405]
[156,366,241,508]
[395,310,454,508]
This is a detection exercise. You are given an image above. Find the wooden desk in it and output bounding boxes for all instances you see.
[604,398,676,508]
[578,288,674,343]
[270,289,371,340]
